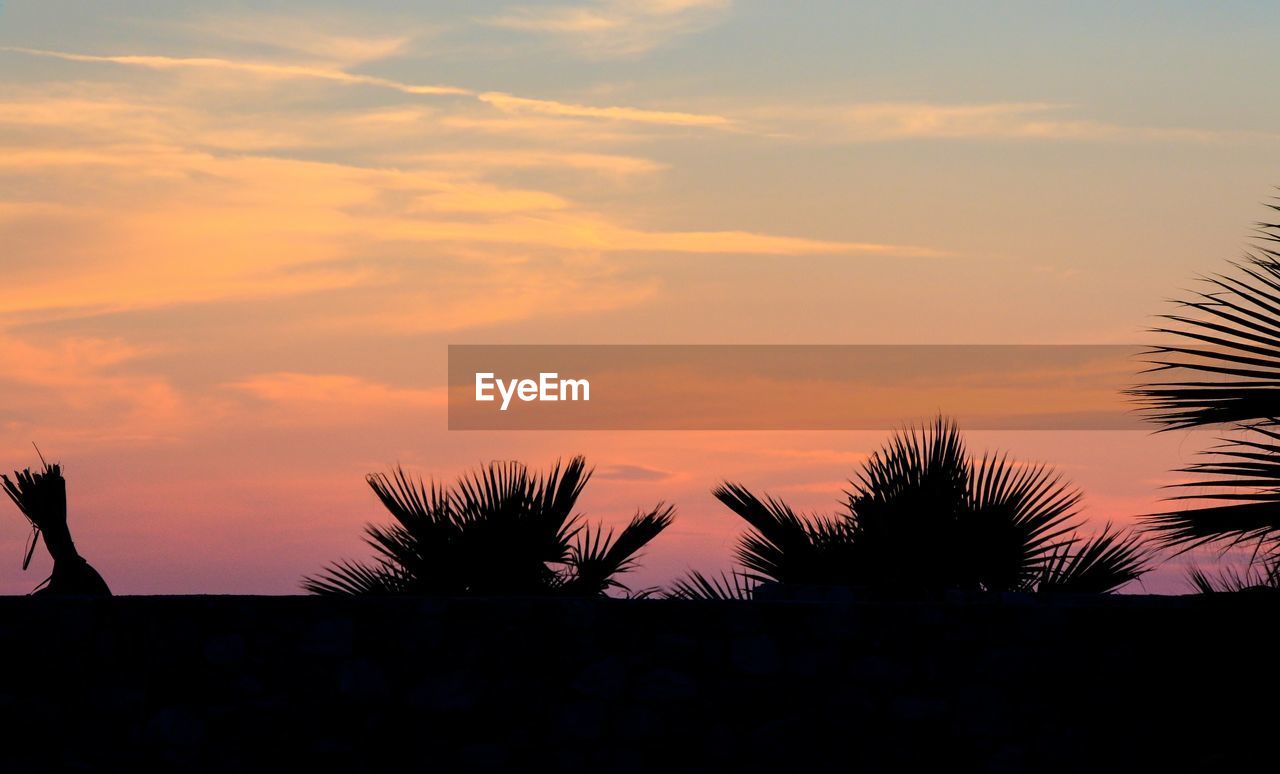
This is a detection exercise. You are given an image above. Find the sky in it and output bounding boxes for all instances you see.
[1,1,1279,594]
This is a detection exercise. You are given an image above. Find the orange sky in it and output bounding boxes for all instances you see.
[2,1,1279,593]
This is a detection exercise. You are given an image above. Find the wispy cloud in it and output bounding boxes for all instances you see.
[762,102,1276,144]
[478,91,729,127]
[1,46,730,128]
[178,14,418,65]
[595,464,675,481]
[15,49,1248,144]
[0,332,202,445]
[230,372,445,410]
[1,47,468,96]
[487,0,731,57]
[0,105,938,325]
[398,150,666,178]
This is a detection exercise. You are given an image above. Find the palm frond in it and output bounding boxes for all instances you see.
[711,417,1144,594]
[563,503,675,595]
[366,466,453,529]
[713,482,840,584]
[302,559,407,595]
[305,456,670,597]
[453,456,589,564]
[841,418,971,589]
[1036,524,1151,594]
[965,453,1082,591]
[666,570,757,600]
[1129,219,1280,429]
[1186,556,1280,593]
[850,416,968,507]
[1129,209,1280,565]
[1144,425,1280,551]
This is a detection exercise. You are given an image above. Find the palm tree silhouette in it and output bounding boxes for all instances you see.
[304,456,674,596]
[670,418,1148,599]
[1130,202,1280,586]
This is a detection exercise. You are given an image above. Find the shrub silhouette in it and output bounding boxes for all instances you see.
[1130,201,1280,586]
[305,456,674,596]
[2,459,110,596]
[670,418,1148,599]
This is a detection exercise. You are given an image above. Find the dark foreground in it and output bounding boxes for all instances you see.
[0,593,1273,772]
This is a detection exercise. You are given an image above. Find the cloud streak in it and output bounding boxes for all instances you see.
[486,0,732,56]
[230,372,445,411]
[9,49,1253,144]
[0,126,938,325]
[1,46,731,128]
[763,102,1276,144]
[398,151,666,177]
[2,46,469,95]
[177,14,417,65]
[478,91,729,127]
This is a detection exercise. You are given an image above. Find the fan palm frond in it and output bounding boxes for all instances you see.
[843,418,970,589]
[666,570,757,600]
[965,453,1082,591]
[850,416,968,507]
[1129,217,1280,430]
[1129,205,1280,567]
[1145,425,1280,552]
[366,466,453,529]
[447,458,588,594]
[1187,556,1280,593]
[304,456,672,597]
[1036,524,1151,594]
[563,503,676,595]
[303,559,408,595]
[705,417,1147,595]
[713,482,843,584]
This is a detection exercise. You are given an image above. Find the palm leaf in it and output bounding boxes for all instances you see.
[303,559,407,595]
[713,482,841,584]
[1144,425,1280,551]
[843,417,970,590]
[1130,213,1280,429]
[1186,555,1280,593]
[563,503,675,595]
[1130,207,1280,562]
[849,416,968,506]
[965,453,1082,591]
[1036,523,1151,594]
[304,456,670,596]
[666,570,757,600]
[710,417,1143,594]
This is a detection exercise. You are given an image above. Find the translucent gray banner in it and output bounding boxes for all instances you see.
[448,345,1152,430]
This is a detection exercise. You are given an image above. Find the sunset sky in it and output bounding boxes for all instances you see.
[2,1,1279,593]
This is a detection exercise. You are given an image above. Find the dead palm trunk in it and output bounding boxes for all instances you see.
[3,460,110,596]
